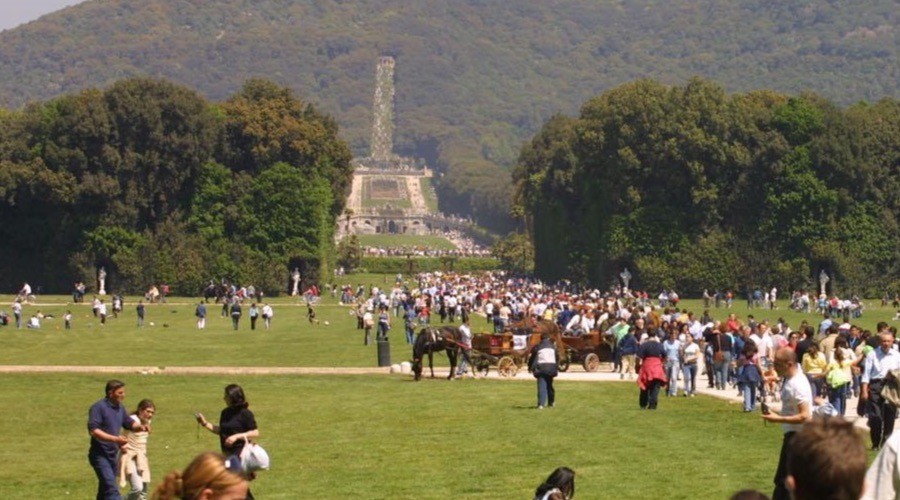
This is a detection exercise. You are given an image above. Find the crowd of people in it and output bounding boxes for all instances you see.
[362,245,491,258]
[9,270,900,498]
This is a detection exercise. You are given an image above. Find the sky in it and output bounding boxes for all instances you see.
[0,0,86,32]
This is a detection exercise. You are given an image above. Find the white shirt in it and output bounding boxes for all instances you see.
[262,305,273,318]
[780,370,813,434]
[864,431,900,500]
[459,324,472,348]
[863,348,900,384]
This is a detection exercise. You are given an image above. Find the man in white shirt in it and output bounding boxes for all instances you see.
[456,318,473,377]
[862,333,900,449]
[762,348,813,500]
[261,303,274,330]
[864,428,900,500]
[12,300,22,329]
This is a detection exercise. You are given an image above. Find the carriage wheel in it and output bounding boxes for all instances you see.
[557,356,570,373]
[583,353,600,372]
[498,356,517,378]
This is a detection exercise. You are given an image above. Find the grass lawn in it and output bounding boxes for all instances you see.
[0,291,895,367]
[356,234,457,250]
[0,373,782,499]
[420,176,439,212]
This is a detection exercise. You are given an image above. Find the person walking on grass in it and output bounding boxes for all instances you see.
[136,300,145,328]
[195,302,206,330]
[88,380,149,500]
[637,330,667,410]
[249,303,259,331]
[262,303,274,329]
[528,333,558,409]
[230,301,242,331]
[195,384,260,500]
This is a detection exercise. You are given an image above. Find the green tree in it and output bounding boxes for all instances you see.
[492,233,534,274]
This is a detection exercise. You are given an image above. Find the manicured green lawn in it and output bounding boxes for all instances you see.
[0,292,894,367]
[355,234,457,250]
[0,374,781,499]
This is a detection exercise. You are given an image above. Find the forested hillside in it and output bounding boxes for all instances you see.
[0,0,896,231]
[0,78,351,294]
[515,79,899,295]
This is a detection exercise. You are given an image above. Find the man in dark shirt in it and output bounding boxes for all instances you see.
[136,300,145,328]
[87,379,147,500]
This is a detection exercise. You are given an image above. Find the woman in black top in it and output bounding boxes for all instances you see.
[196,384,260,498]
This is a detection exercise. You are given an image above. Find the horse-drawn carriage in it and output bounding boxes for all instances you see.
[411,319,567,380]
[559,331,614,372]
[470,331,540,377]
[468,320,569,378]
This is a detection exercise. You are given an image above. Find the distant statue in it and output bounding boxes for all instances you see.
[819,270,830,296]
[98,267,107,296]
[291,268,301,297]
[620,268,632,291]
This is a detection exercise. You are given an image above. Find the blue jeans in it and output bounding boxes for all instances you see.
[405,325,415,344]
[742,383,758,411]
[665,362,680,395]
[457,349,472,375]
[536,375,555,407]
[714,353,732,389]
[682,363,698,395]
[89,452,120,500]
[829,383,849,416]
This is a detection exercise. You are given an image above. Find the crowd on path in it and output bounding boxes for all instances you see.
[338,271,900,499]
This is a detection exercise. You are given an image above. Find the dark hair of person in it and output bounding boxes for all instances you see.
[742,341,758,358]
[786,418,866,500]
[224,384,249,409]
[834,337,848,364]
[105,379,125,397]
[729,490,770,500]
[133,399,155,416]
[534,466,575,499]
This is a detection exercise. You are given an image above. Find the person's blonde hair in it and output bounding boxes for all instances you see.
[152,452,245,499]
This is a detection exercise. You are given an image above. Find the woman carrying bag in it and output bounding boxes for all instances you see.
[196,384,261,499]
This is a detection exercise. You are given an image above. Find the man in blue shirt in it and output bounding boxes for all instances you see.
[87,380,148,500]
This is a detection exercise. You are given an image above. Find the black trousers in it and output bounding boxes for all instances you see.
[639,380,662,409]
[772,431,795,500]
[867,379,898,449]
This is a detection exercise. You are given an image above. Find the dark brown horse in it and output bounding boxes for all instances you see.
[412,326,461,381]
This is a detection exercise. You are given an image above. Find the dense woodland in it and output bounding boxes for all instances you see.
[515,78,900,296]
[0,78,352,294]
[0,0,897,231]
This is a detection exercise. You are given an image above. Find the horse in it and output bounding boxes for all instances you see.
[412,326,462,381]
[202,282,231,303]
[202,283,218,303]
